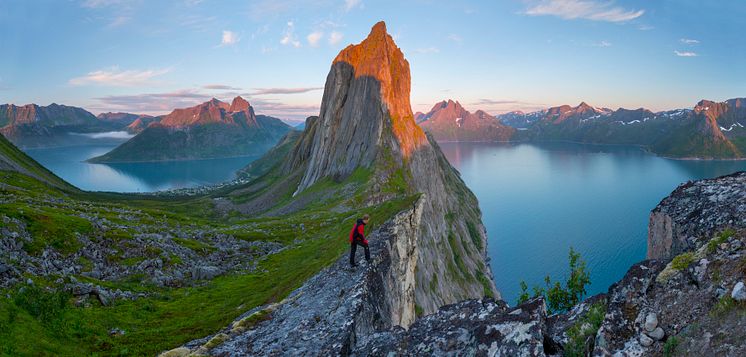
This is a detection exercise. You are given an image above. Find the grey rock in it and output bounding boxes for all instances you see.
[648,326,665,340]
[639,333,654,347]
[732,281,746,301]
[644,313,658,332]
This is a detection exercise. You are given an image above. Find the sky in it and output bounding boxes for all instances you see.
[1,0,745,124]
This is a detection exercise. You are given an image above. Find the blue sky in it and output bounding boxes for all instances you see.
[1,0,745,123]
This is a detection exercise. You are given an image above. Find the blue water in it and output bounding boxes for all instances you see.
[439,142,746,304]
[24,144,258,193]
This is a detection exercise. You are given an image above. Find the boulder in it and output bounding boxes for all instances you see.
[732,281,746,301]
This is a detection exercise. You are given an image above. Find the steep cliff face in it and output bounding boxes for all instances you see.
[647,171,746,260]
[284,21,497,313]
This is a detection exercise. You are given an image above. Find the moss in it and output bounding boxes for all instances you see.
[429,272,439,294]
[232,309,272,332]
[671,252,695,271]
[710,295,746,317]
[706,228,735,254]
[172,238,216,255]
[466,220,483,251]
[203,333,229,349]
[415,304,424,317]
[475,270,494,298]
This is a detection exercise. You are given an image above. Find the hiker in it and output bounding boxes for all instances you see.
[349,214,370,267]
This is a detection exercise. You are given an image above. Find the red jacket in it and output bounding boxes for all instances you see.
[349,219,367,244]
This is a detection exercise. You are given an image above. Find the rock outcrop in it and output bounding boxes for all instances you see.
[418,100,515,142]
[282,21,497,313]
[170,198,423,356]
[647,171,746,260]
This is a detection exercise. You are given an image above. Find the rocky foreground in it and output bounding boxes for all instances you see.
[160,172,745,356]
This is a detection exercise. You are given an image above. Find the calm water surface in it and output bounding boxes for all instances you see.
[439,142,746,304]
[24,144,258,193]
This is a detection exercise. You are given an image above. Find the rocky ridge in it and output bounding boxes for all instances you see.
[418,100,515,142]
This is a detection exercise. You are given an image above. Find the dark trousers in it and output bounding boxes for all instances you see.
[350,240,370,265]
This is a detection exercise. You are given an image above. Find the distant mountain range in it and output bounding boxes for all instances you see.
[417,98,746,159]
[417,100,514,142]
[88,96,292,163]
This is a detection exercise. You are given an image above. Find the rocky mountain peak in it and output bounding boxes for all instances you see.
[332,21,426,158]
[229,96,251,112]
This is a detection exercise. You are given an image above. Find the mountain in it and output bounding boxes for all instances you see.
[88,96,291,163]
[0,103,104,147]
[493,99,746,159]
[418,100,515,142]
[125,115,161,134]
[0,132,74,189]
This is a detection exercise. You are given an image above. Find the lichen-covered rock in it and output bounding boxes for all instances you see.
[647,171,746,260]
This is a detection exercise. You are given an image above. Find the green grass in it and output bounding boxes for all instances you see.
[671,252,695,271]
[172,237,217,255]
[663,336,679,357]
[706,228,736,254]
[0,180,418,356]
[0,203,92,256]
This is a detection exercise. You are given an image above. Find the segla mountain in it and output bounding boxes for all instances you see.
[88,96,291,162]
[418,99,746,159]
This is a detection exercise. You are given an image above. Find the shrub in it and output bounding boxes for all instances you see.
[517,247,591,313]
[564,302,606,357]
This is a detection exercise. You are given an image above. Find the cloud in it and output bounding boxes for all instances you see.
[251,87,323,95]
[203,84,242,90]
[220,30,240,46]
[307,31,324,47]
[680,38,700,45]
[674,50,698,57]
[329,31,344,45]
[446,34,463,43]
[637,24,654,31]
[414,47,440,54]
[81,0,128,8]
[91,89,211,114]
[69,67,170,87]
[593,40,612,47]
[344,0,361,11]
[108,15,131,27]
[280,21,301,48]
[525,0,644,23]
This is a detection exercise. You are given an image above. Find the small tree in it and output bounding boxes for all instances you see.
[516,247,591,313]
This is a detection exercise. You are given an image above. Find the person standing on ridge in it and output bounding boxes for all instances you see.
[349,214,370,267]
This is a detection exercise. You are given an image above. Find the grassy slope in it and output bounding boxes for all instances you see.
[0,138,416,355]
[0,133,76,191]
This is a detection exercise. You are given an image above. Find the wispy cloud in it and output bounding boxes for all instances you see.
[680,38,700,45]
[81,0,129,8]
[414,47,440,54]
[344,0,362,11]
[280,21,301,48]
[637,24,654,31]
[466,99,548,114]
[91,89,210,114]
[107,15,131,28]
[251,87,323,95]
[593,40,612,47]
[674,50,698,57]
[69,67,170,87]
[307,31,324,47]
[203,84,242,90]
[220,30,240,46]
[329,31,344,45]
[525,0,644,23]
[446,34,463,43]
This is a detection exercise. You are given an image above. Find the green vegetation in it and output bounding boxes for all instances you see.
[671,252,695,271]
[710,295,746,317]
[663,336,679,357]
[0,159,419,356]
[706,228,736,254]
[517,247,591,313]
[564,302,606,357]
